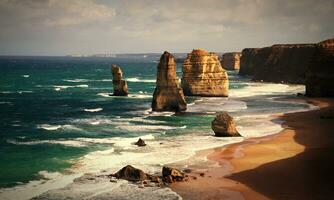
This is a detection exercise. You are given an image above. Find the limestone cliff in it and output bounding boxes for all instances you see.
[239,44,316,84]
[221,52,241,70]
[152,51,187,112]
[306,38,334,97]
[181,49,229,97]
[111,64,128,96]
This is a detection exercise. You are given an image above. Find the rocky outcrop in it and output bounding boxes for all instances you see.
[111,64,128,96]
[221,52,241,70]
[181,49,229,97]
[306,38,334,97]
[152,51,187,112]
[113,165,148,181]
[211,112,241,137]
[239,44,316,84]
[162,167,185,183]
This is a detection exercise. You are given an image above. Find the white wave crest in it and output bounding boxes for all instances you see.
[83,108,103,112]
[37,124,83,132]
[127,77,156,83]
[53,85,88,91]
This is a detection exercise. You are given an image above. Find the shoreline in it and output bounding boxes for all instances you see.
[171,97,334,199]
[0,88,316,200]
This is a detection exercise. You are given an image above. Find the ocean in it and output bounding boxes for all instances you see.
[0,55,315,199]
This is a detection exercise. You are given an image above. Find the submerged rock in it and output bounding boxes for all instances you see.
[221,52,241,70]
[135,138,146,147]
[152,51,187,112]
[181,49,229,97]
[211,112,241,137]
[111,64,128,96]
[113,165,147,181]
[306,38,334,97]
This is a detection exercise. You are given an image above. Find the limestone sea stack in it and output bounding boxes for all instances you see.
[306,38,334,97]
[221,52,241,70]
[152,51,187,112]
[211,112,241,137]
[181,49,229,97]
[239,44,316,84]
[111,64,128,96]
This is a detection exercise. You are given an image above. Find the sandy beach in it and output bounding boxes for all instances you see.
[172,98,334,200]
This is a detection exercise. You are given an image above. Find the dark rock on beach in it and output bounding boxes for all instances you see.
[212,112,241,137]
[111,64,128,96]
[152,51,187,112]
[162,167,185,182]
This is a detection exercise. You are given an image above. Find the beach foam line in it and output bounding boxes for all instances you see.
[7,139,87,147]
[83,108,103,112]
[229,82,305,98]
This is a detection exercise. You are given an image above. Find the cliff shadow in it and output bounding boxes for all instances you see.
[226,99,334,200]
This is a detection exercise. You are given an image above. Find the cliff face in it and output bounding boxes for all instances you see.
[152,51,187,112]
[181,49,229,97]
[306,38,334,97]
[221,52,241,70]
[239,44,316,84]
[111,64,128,96]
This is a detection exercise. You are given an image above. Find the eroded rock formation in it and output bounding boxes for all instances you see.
[152,51,187,112]
[111,64,128,96]
[239,44,316,84]
[306,38,334,97]
[211,112,241,137]
[181,49,229,97]
[221,52,241,70]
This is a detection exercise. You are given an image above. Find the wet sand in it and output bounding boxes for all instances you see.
[172,98,334,200]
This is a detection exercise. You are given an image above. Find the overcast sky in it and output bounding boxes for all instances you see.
[0,0,333,56]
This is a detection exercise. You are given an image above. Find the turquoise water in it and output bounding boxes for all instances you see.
[0,56,310,189]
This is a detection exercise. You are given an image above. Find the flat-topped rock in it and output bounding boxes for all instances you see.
[181,49,229,97]
[152,51,187,112]
[239,44,316,84]
[111,64,128,96]
[221,52,241,70]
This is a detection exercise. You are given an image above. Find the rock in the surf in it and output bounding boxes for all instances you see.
[111,64,128,96]
[113,165,147,181]
[152,51,187,112]
[181,49,229,97]
[221,52,241,70]
[134,138,146,147]
[211,112,241,137]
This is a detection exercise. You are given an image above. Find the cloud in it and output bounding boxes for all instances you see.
[0,0,116,27]
[0,0,333,55]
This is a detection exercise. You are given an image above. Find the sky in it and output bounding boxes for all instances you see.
[0,0,333,56]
